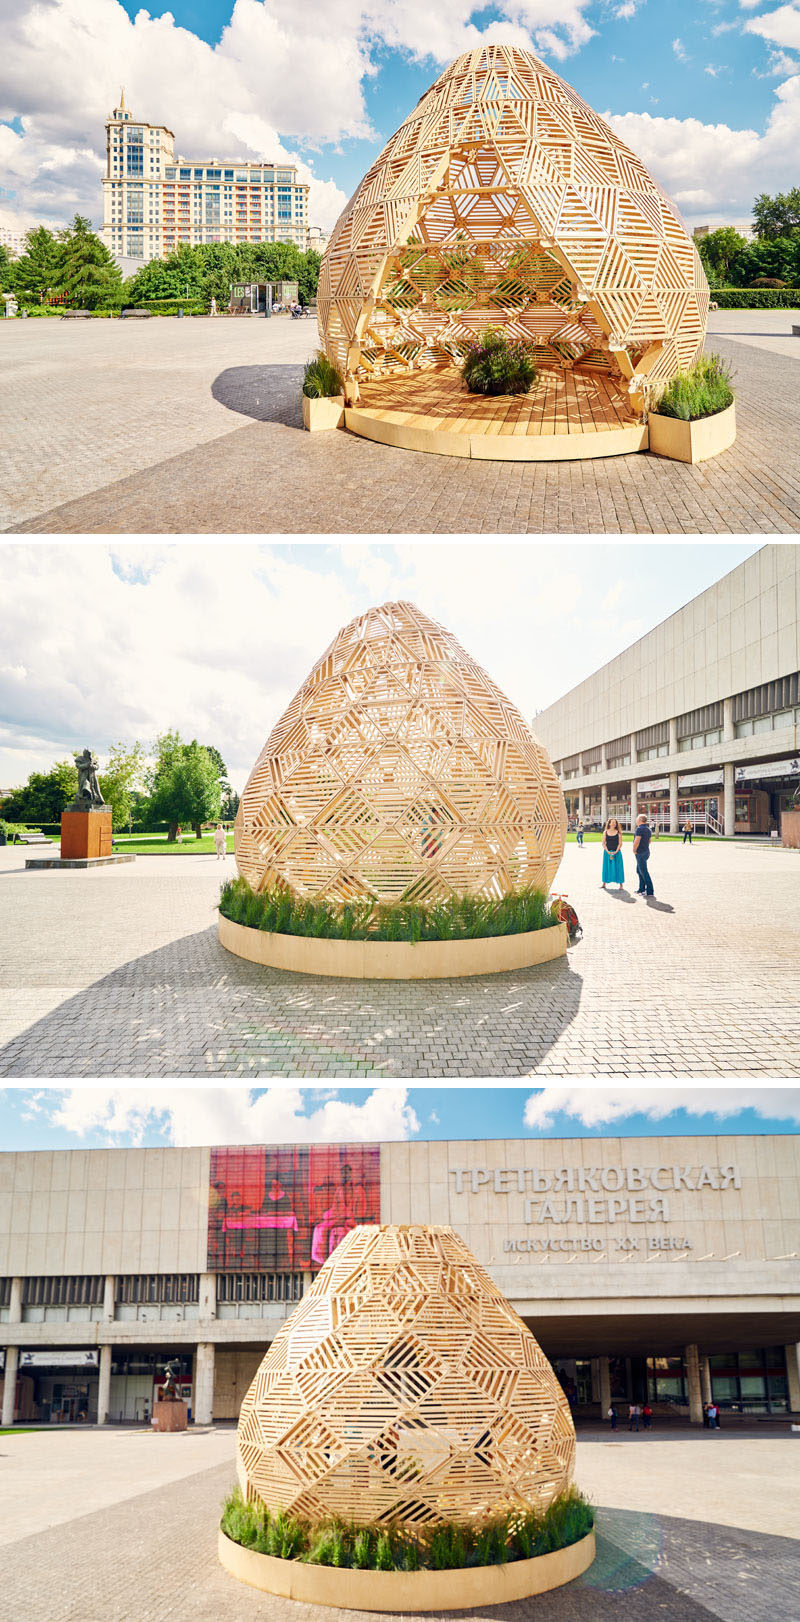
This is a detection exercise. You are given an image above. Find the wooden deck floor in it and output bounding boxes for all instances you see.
[356,362,638,438]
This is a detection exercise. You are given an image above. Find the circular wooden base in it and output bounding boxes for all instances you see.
[346,404,648,461]
[218,1528,595,1612]
[218,913,568,979]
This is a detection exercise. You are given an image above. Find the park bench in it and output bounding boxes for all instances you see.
[60,310,92,319]
[8,829,52,844]
[120,308,152,319]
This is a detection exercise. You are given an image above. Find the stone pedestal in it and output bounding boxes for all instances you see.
[154,1399,187,1432]
[61,808,112,860]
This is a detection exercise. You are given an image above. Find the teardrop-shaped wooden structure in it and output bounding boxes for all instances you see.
[236,1224,576,1527]
[234,600,566,903]
[318,44,708,428]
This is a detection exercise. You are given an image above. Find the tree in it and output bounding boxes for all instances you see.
[752,188,800,240]
[148,733,222,839]
[13,226,64,304]
[59,215,122,310]
[98,739,148,830]
[0,244,16,297]
[696,227,747,286]
[0,759,78,822]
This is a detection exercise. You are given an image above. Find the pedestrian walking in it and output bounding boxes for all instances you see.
[682,819,693,845]
[707,1402,719,1430]
[576,820,584,847]
[213,822,227,861]
[633,813,654,896]
[210,296,217,317]
[601,816,624,889]
[628,1401,641,1432]
[642,1402,652,1430]
[608,1404,618,1430]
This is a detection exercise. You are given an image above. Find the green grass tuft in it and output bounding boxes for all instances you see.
[302,351,344,399]
[461,326,539,396]
[654,353,734,421]
[219,877,560,942]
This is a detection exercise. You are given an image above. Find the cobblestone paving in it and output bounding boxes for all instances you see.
[2,1428,798,1622]
[4,312,800,535]
[1,840,798,1077]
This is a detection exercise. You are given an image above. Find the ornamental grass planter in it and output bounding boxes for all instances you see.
[218,1528,595,1612]
[302,393,345,431]
[647,400,736,464]
[218,911,568,980]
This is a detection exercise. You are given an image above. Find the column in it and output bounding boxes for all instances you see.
[723,695,734,743]
[600,743,608,771]
[629,780,638,829]
[724,760,735,838]
[199,1273,217,1320]
[600,783,608,824]
[578,789,585,819]
[786,1343,800,1414]
[685,1343,703,1424]
[194,1342,215,1425]
[598,1356,611,1419]
[669,717,678,756]
[103,1275,115,1323]
[669,772,679,836]
[700,1355,712,1408]
[97,1343,112,1425]
[1,1344,19,1426]
[8,1277,22,1323]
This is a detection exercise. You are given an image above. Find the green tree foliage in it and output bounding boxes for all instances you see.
[59,214,122,310]
[148,732,222,838]
[0,759,78,822]
[696,227,748,287]
[98,739,149,830]
[752,187,800,240]
[13,226,65,303]
[123,241,322,309]
[0,244,16,296]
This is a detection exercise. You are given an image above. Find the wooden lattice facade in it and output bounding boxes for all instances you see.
[234,600,566,903]
[318,45,709,414]
[237,1225,576,1527]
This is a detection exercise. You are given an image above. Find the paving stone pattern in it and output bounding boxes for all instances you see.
[3,311,799,535]
[2,1445,798,1622]
[1,839,798,1077]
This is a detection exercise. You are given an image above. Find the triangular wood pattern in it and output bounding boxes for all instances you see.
[235,601,566,903]
[236,1225,576,1527]
[319,45,707,413]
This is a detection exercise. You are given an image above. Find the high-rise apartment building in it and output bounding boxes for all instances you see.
[101,92,310,269]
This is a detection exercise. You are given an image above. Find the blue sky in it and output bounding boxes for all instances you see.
[2,1087,799,1151]
[0,541,763,790]
[3,2,800,235]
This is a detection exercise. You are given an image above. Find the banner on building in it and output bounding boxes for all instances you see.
[207,1145,381,1271]
[19,1350,99,1368]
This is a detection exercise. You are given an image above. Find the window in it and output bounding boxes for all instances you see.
[116,1274,199,1304]
[224,169,234,180]
[216,1272,304,1303]
[180,168,191,180]
[22,1276,103,1306]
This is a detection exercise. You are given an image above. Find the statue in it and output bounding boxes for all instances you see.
[71,748,106,809]
[161,1358,182,1400]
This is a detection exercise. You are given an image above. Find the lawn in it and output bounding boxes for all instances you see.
[566,831,704,843]
[112,834,235,855]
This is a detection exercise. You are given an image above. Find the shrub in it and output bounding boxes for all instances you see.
[712,287,800,308]
[302,351,344,398]
[461,327,539,396]
[219,877,560,941]
[751,276,785,288]
[220,1487,594,1570]
[654,353,734,422]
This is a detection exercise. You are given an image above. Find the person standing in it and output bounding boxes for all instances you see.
[214,822,227,861]
[642,1402,652,1430]
[576,820,584,847]
[628,1401,640,1432]
[708,1401,719,1430]
[683,819,693,845]
[601,817,624,889]
[633,813,654,896]
[608,1403,618,1431]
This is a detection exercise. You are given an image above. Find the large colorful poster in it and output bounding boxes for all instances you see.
[207,1145,381,1271]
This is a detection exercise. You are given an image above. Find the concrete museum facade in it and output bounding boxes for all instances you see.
[1,1134,798,1428]
[534,544,800,838]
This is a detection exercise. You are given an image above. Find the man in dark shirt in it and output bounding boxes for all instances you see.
[633,814,654,896]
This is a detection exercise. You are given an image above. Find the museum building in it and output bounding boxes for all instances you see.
[534,544,800,838]
[1,1134,798,1429]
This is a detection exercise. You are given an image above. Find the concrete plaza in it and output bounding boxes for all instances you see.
[1,837,798,1078]
[1,1423,798,1621]
[2,311,799,535]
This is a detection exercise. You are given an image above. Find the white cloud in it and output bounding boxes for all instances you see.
[524,1087,800,1129]
[745,3,800,50]
[672,37,690,63]
[47,1085,421,1145]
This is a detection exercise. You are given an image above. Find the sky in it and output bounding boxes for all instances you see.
[1,1085,799,1150]
[2,2,800,241]
[0,540,764,792]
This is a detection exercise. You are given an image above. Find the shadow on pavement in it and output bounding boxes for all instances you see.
[608,886,637,905]
[0,924,584,1079]
[210,364,305,425]
[645,897,675,913]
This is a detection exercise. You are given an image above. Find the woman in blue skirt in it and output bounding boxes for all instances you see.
[601,817,624,888]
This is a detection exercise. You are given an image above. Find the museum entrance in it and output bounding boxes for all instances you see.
[545,1346,791,1418]
[17,1350,100,1423]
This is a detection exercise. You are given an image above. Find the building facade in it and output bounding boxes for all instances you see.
[534,545,800,837]
[102,93,309,272]
[1,1135,798,1428]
